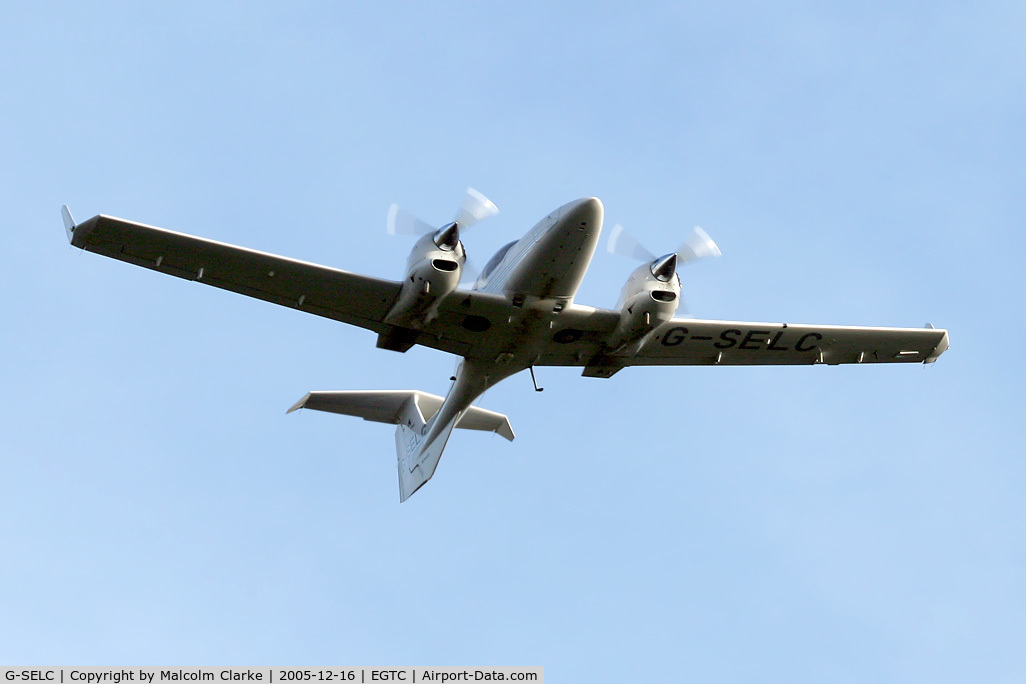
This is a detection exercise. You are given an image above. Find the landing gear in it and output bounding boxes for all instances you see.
[529,366,544,392]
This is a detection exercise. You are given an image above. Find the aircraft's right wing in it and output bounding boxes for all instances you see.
[63,209,541,358]
[65,210,402,333]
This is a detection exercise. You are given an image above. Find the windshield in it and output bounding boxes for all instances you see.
[475,240,517,288]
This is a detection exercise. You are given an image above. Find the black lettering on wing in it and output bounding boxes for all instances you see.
[739,330,770,350]
[661,326,688,346]
[714,329,741,349]
[767,331,789,351]
[795,332,823,352]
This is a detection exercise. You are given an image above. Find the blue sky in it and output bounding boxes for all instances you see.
[2,1,1024,680]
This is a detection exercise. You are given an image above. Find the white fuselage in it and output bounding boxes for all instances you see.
[418,197,604,449]
[475,197,603,303]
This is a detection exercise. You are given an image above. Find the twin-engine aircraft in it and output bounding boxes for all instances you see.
[62,190,949,501]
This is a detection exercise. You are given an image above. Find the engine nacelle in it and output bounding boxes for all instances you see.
[384,223,465,330]
[605,253,681,352]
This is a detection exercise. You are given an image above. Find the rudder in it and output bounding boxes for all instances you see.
[394,394,459,502]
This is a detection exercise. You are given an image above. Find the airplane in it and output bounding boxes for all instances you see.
[61,190,949,501]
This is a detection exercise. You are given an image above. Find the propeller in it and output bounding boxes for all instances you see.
[607,224,721,266]
[607,224,722,316]
[387,187,499,236]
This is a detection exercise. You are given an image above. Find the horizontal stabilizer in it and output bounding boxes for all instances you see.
[288,390,515,441]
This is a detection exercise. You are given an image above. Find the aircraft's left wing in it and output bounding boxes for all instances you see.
[530,311,949,376]
[65,211,402,333]
[622,318,948,367]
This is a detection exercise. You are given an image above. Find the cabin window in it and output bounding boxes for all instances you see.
[477,241,517,285]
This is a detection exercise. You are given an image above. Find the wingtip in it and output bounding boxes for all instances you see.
[61,205,76,242]
[924,329,950,364]
[286,392,312,414]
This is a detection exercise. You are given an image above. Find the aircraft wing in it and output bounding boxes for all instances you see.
[65,211,542,357]
[629,319,947,365]
[66,212,403,333]
[64,211,949,370]
[532,311,949,375]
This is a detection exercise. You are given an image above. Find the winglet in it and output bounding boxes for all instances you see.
[924,329,950,364]
[286,392,312,414]
[61,205,76,242]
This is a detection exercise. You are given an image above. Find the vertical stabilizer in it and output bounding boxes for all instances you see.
[394,393,461,502]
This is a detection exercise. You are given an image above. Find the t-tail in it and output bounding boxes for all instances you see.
[393,394,459,502]
[287,389,514,502]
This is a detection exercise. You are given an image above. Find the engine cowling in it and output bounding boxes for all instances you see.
[604,253,681,352]
[384,223,465,330]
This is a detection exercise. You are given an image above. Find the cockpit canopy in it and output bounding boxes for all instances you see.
[475,240,517,288]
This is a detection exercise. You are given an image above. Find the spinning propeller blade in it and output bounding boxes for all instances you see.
[678,226,721,264]
[453,187,499,229]
[607,224,721,267]
[607,224,721,316]
[386,204,435,236]
[607,224,656,262]
[387,188,499,236]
